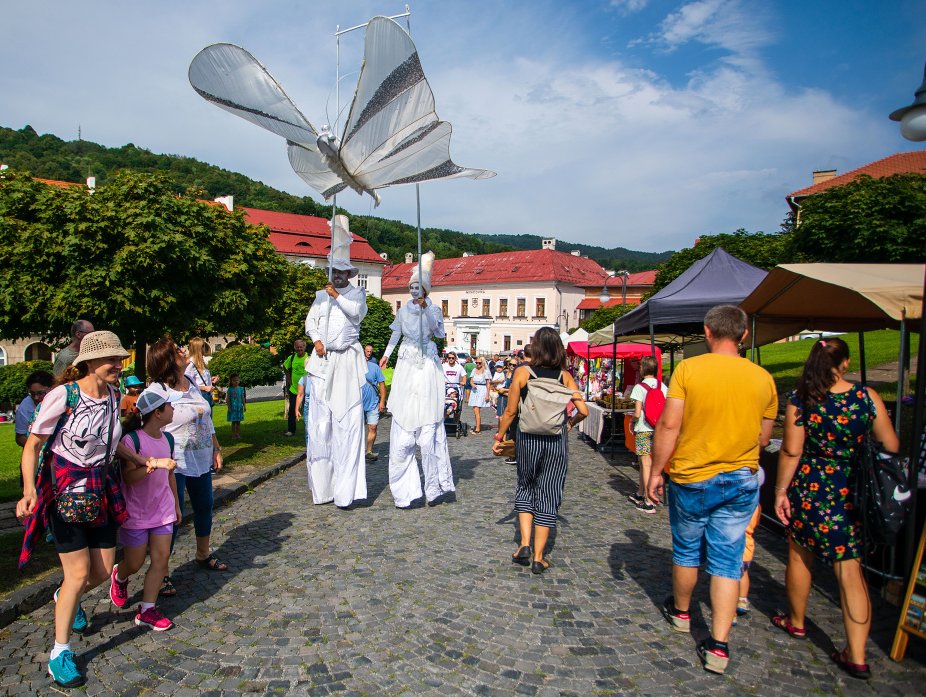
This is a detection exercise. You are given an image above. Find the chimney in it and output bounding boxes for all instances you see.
[86,176,96,191]
[542,238,556,250]
[812,170,837,185]
[405,252,413,264]
[214,195,234,212]
[379,252,388,261]
[462,251,473,257]
[571,250,580,256]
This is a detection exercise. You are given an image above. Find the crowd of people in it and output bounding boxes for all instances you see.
[12,283,907,687]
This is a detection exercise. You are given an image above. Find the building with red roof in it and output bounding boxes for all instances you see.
[786,150,926,220]
[381,238,654,356]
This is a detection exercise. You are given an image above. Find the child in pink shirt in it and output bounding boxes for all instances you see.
[110,384,182,631]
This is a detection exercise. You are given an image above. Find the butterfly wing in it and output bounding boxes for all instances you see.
[189,43,344,198]
[339,16,495,191]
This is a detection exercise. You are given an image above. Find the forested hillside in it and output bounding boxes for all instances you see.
[0,124,672,268]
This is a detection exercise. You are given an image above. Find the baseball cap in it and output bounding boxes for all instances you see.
[136,383,183,416]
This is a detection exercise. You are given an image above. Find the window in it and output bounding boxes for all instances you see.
[535,298,546,318]
[503,335,511,352]
[460,299,468,317]
[0,346,6,366]
[482,299,491,317]
[357,273,368,289]
[214,344,223,353]
[441,299,449,317]
[499,298,508,317]
[516,298,526,318]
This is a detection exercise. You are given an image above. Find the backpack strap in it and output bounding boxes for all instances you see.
[127,429,175,458]
[164,432,175,459]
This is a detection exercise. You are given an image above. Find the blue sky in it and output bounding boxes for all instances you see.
[1,0,924,253]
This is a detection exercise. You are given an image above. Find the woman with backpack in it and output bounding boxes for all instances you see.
[184,337,215,407]
[109,383,183,631]
[628,356,667,514]
[16,331,130,689]
[148,337,228,597]
[772,338,898,680]
[492,327,588,574]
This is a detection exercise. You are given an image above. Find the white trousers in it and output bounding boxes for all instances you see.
[306,374,366,507]
[388,420,455,508]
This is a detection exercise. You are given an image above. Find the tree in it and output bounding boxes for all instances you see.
[580,304,634,333]
[788,174,926,263]
[254,263,328,358]
[648,229,791,298]
[0,170,289,379]
[0,360,53,409]
[359,295,396,361]
[207,344,281,388]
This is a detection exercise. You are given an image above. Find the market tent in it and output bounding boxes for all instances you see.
[566,342,661,360]
[612,247,767,339]
[740,263,924,346]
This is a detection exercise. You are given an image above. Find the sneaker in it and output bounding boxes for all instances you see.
[284,431,295,437]
[48,649,85,688]
[697,640,730,675]
[134,606,174,631]
[109,564,129,608]
[504,458,517,466]
[628,492,645,506]
[736,597,750,616]
[53,588,88,634]
[365,452,378,462]
[661,596,690,633]
[635,500,657,514]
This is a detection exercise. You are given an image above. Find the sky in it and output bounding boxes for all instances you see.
[2,0,924,253]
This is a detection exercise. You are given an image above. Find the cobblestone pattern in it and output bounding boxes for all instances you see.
[0,414,923,695]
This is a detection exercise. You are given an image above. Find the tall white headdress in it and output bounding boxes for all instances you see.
[410,251,435,293]
[327,214,358,277]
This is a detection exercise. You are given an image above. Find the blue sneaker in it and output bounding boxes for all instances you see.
[53,588,89,634]
[48,650,85,688]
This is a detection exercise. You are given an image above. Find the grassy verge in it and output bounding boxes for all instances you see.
[0,529,60,598]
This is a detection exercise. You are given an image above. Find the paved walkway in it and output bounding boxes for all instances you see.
[1,413,924,695]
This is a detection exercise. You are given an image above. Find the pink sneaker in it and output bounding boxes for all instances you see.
[134,606,173,631]
[109,564,129,608]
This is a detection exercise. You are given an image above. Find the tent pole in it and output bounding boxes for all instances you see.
[858,331,867,386]
[750,314,756,362]
[903,267,926,586]
[649,318,655,357]
[895,318,906,438]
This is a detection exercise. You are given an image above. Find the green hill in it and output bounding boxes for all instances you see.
[0,124,674,268]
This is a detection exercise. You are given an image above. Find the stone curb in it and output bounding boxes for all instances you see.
[0,452,306,629]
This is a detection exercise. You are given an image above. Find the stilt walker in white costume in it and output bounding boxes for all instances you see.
[379,252,456,508]
[304,215,368,508]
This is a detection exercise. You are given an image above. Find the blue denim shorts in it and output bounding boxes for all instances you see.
[667,467,759,580]
[364,408,380,425]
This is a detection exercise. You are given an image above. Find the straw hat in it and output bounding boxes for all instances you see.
[73,331,130,366]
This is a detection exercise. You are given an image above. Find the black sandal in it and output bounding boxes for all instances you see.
[195,554,228,571]
[531,559,550,575]
[159,576,177,597]
[512,546,531,566]
[831,648,871,680]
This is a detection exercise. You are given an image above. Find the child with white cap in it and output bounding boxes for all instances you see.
[109,383,183,631]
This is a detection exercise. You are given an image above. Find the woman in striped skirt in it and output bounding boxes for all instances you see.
[492,327,588,574]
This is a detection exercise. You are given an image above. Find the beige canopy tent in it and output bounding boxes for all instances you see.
[740,263,923,347]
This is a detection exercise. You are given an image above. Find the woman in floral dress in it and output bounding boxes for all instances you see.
[773,337,898,680]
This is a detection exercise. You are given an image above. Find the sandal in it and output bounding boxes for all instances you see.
[159,576,177,597]
[512,546,532,566]
[771,614,807,639]
[831,648,871,680]
[531,559,550,575]
[195,554,228,571]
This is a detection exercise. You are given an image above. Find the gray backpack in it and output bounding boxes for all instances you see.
[518,367,575,435]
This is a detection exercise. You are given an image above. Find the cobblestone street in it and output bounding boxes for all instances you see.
[1,415,923,695]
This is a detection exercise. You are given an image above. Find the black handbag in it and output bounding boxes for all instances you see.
[852,434,912,547]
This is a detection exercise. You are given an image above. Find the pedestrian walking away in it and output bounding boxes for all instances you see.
[648,305,777,676]
[16,330,129,689]
[363,345,386,462]
[380,252,456,508]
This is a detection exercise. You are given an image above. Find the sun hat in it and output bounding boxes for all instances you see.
[136,383,184,416]
[73,330,130,366]
[124,375,143,387]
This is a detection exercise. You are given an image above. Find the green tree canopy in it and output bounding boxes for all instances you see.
[788,174,926,263]
[359,295,396,362]
[648,229,791,298]
[207,344,281,388]
[580,304,634,333]
[255,263,328,358]
[0,170,288,377]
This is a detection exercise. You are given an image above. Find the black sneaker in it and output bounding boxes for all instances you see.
[628,492,645,506]
[697,639,729,674]
[504,458,517,466]
[661,596,690,633]
[635,500,657,514]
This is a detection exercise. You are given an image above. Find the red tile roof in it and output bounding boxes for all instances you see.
[240,207,387,265]
[36,177,83,189]
[577,297,642,310]
[382,249,610,290]
[626,270,656,285]
[788,151,926,199]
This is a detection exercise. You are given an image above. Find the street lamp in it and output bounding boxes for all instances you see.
[889,62,926,141]
[599,270,631,306]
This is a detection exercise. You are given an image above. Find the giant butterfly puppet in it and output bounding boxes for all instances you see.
[188,15,495,207]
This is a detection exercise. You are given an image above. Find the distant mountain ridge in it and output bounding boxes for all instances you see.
[0,124,674,269]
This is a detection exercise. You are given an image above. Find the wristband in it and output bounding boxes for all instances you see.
[774,485,787,492]
[494,433,503,442]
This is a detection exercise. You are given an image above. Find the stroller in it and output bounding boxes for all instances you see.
[443,383,468,438]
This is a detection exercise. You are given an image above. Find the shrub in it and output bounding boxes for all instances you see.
[207,344,281,388]
[0,360,54,409]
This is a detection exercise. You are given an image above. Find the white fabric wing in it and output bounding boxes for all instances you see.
[339,16,495,191]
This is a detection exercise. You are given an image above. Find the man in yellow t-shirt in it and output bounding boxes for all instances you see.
[647,305,777,676]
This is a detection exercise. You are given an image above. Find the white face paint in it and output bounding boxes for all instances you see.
[409,282,422,299]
